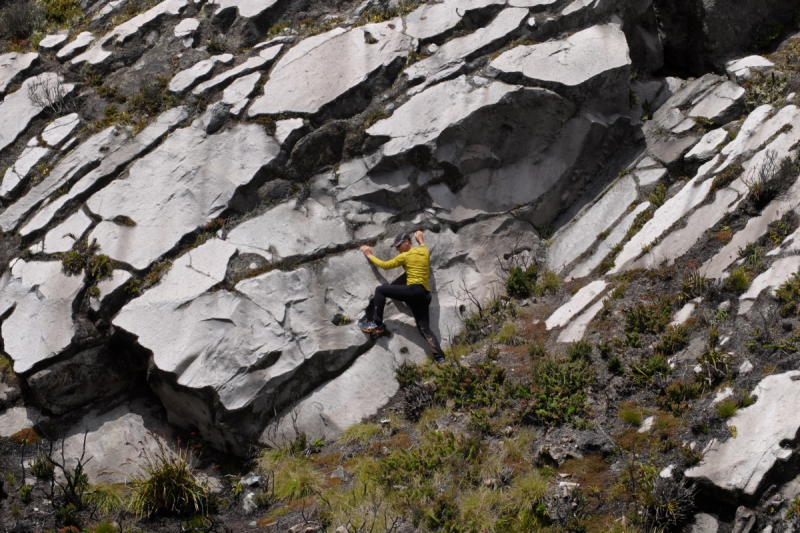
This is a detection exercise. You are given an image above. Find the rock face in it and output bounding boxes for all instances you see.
[0,52,38,95]
[654,0,798,74]
[248,20,412,116]
[686,372,800,501]
[86,117,280,270]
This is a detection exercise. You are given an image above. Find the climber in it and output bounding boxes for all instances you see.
[359,230,445,363]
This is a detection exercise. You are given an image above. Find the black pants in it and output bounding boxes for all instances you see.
[365,276,444,359]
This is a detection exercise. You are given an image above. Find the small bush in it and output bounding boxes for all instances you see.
[648,183,667,209]
[775,271,800,316]
[533,269,560,296]
[725,266,751,292]
[30,455,53,479]
[395,361,424,388]
[566,340,592,362]
[127,436,210,518]
[619,406,643,426]
[607,354,624,375]
[43,0,81,25]
[711,163,744,191]
[630,354,671,384]
[87,254,114,281]
[527,342,546,358]
[624,297,671,335]
[679,270,708,302]
[505,266,537,298]
[19,483,32,504]
[626,209,653,239]
[130,77,176,116]
[743,150,797,208]
[521,356,595,425]
[0,0,43,40]
[658,380,702,415]
[84,483,127,515]
[654,325,689,356]
[715,399,738,419]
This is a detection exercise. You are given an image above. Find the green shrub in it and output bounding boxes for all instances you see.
[607,354,624,375]
[505,265,538,298]
[715,399,738,419]
[87,253,114,281]
[19,483,31,504]
[679,270,708,302]
[648,183,667,209]
[527,342,546,358]
[654,325,689,356]
[624,297,671,334]
[680,446,702,466]
[626,209,653,239]
[0,1,43,40]
[533,269,560,296]
[339,423,384,445]
[619,406,643,426]
[740,392,756,407]
[521,356,595,425]
[395,361,424,388]
[84,483,127,515]
[91,521,118,533]
[127,436,210,518]
[30,455,53,479]
[725,267,750,292]
[711,163,744,191]
[658,380,702,415]
[566,340,592,362]
[432,361,507,409]
[775,272,800,316]
[630,354,671,384]
[61,250,85,275]
[43,0,81,25]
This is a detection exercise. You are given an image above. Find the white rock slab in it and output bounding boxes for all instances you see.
[609,166,717,274]
[738,256,800,314]
[634,185,741,269]
[174,17,199,38]
[91,0,126,22]
[636,156,659,169]
[549,175,638,273]
[689,514,719,533]
[60,399,174,483]
[404,0,504,41]
[490,23,630,88]
[168,53,233,93]
[0,73,75,154]
[368,76,520,157]
[1,260,84,373]
[221,72,260,116]
[14,107,189,236]
[717,104,774,171]
[670,298,701,326]
[56,32,96,60]
[269,315,428,443]
[274,118,304,146]
[334,160,415,202]
[71,0,188,66]
[711,387,734,405]
[0,407,47,437]
[249,20,411,116]
[510,0,557,5]
[209,0,279,18]
[638,416,656,433]
[686,128,729,162]
[557,296,605,343]
[226,198,350,261]
[688,81,745,122]
[634,167,667,188]
[0,145,52,198]
[566,202,651,280]
[546,280,607,330]
[726,56,774,83]
[562,0,593,15]
[704,166,800,279]
[87,120,280,270]
[405,7,528,88]
[0,52,38,94]
[192,45,281,96]
[687,371,800,497]
[38,34,68,52]
[42,210,93,254]
[90,269,132,310]
[41,112,80,148]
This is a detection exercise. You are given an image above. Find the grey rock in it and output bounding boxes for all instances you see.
[86,119,280,270]
[56,32,95,61]
[37,34,68,53]
[689,513,719,533]
[0,52,38,95]
[404,0,505,41]
[210,0,279,18]
[204,101,230,134]
[192,45,282,96]
[0,407,48,437]
[168,54,233,94]
[41,210,92,254]
[688,81,745,124]
[249,20,412,116]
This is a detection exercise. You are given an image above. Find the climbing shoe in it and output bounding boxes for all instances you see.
[359,321,385,334]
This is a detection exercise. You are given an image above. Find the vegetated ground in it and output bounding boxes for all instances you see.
[6,187,800,533]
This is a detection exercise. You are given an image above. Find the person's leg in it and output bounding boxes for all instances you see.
[363,274,407,323]
[373,284,418,326]
[408,289,445,361]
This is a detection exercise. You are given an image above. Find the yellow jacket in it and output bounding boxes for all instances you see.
[369,244,431,291]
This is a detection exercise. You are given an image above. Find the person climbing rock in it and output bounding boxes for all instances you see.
[359,230,445,363]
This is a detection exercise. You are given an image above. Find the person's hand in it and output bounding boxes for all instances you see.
[360,245,373,258]
[414,230,424,244]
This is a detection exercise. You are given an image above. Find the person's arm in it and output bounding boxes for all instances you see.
[414,230,425,246]
[360,245,406,270]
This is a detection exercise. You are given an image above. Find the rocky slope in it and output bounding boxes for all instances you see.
[0,0,799,530]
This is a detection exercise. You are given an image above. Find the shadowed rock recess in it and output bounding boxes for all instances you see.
[2,0,800,529]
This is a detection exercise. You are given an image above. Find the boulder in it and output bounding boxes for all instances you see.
[490,22,632,114]
[404,0,506,41]
[226,198,350,262]
[0,407,48,437]
[38,34,68,53]
[726,56,774,83]
[0,73,75,154]
[685,128,730,162]
[0,52,38,95]
[687,81,745,124]
[248,20,412,116]
[13,106,189,237]
[210,0,279,18]
[686,371,800,500]
[173,18,199,38]
[86,117,280,270]
[192,45,282,96]
[168,54,234,94]
[405,7,528,90]
[0,260,84,374]
[653,0,797,74]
